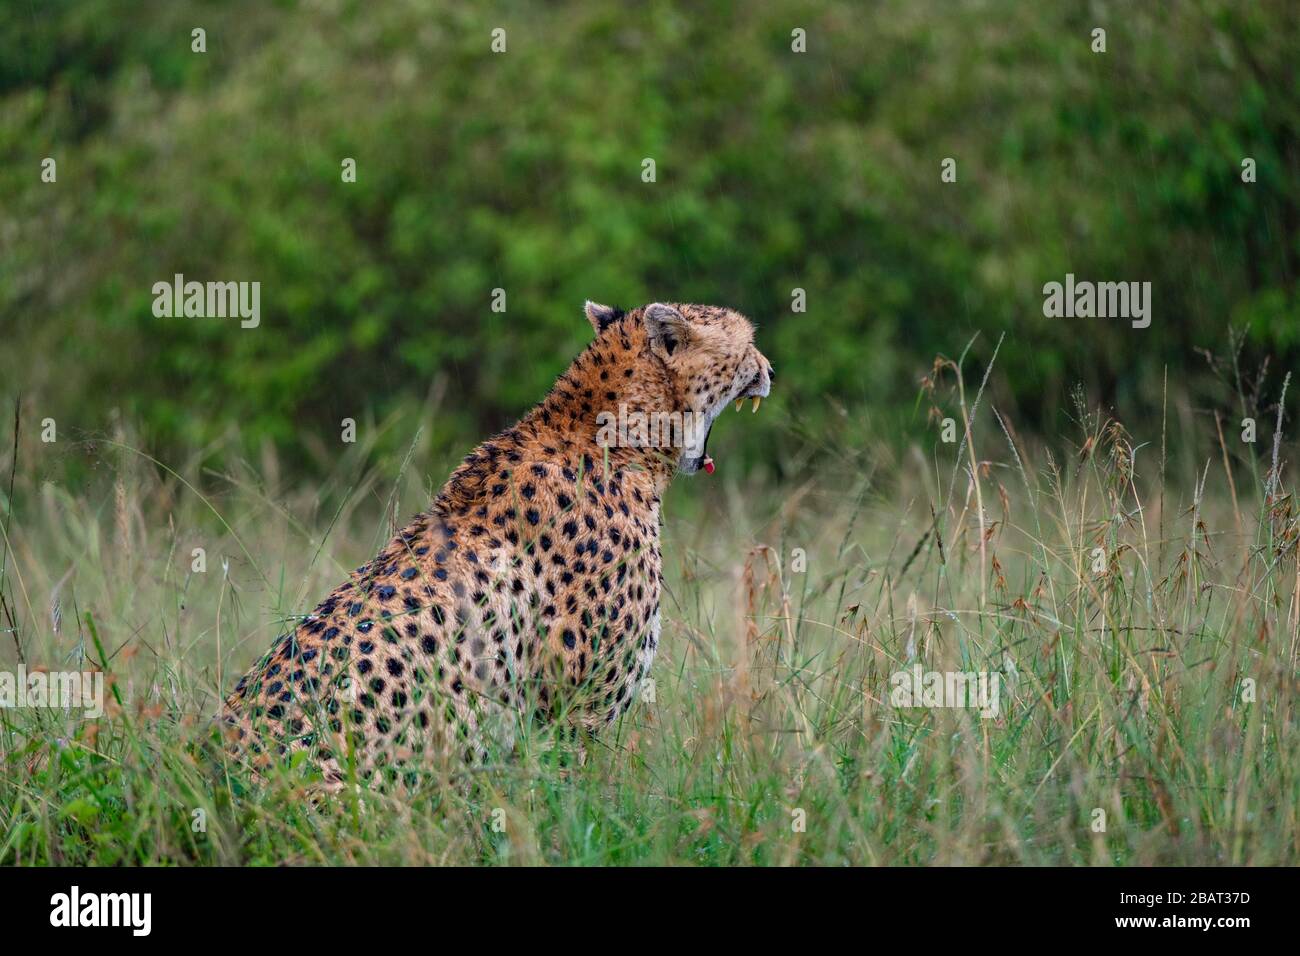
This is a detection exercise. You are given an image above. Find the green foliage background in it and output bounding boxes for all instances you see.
[1,0,1297,472]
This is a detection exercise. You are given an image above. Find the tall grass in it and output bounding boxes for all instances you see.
[1,358,1298,865]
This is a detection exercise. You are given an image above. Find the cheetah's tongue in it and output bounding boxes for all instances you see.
[703,456,715,475]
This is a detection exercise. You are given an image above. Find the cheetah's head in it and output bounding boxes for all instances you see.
[586,300,773,476]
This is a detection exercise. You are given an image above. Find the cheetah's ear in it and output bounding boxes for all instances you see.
[643,303,691,357]
[585,300,625,334]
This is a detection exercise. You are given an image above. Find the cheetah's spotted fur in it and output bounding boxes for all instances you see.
[221,301,773,787]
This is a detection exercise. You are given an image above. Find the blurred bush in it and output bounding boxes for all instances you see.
[1,0,1296,475]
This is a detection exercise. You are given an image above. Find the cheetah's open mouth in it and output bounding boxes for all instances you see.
[700,421,715,475]
[680,421,713,477]
[683,373,768,477]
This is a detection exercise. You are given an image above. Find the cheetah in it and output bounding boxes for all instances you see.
[221,301,773,788]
